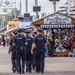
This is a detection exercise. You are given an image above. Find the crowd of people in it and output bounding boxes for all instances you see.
[8,28,46,74]
[44,29,75,55]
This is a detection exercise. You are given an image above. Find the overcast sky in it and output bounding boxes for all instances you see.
[20,0,66,15]
[2,0,66,15]
[22,0,65,14]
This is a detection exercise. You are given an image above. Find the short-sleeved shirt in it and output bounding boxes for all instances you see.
[34,34,46,49]
[14,34,26,48]
[26,36,33,49]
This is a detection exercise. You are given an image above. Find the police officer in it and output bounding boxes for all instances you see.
[31,29,46,73]
[9,30,18,73]
[13,28,26,74]
[25,30,33,73]
[32,31,37,71]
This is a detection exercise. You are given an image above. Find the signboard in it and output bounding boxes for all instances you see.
[8,21,20,25]
[24,13,30,17]
[18,17,23,20]
[44,15,71,24]
[8,21,20,30]
[33,6,41,12]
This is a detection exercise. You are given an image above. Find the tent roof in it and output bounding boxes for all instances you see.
[32,12,75,25]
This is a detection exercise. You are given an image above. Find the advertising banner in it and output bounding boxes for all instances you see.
[44,15,71,24]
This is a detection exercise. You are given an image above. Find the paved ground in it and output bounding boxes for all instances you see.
[0,46,75,75]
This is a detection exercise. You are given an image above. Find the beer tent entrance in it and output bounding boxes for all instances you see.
[32,12,75,56]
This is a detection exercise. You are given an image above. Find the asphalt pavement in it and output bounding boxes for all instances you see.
[0,46,75,75]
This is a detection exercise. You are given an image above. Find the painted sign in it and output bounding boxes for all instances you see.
[44,15,71,24]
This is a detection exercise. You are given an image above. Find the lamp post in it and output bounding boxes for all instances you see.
[14,0,16,19]
[35,0,39,19]
[49,0,60,13]
[33,0,41,19]
[52,1,56,12]
[26,0,28,13]
[24,0,30,18]
[35,0,38,5]
[20,0,21,15]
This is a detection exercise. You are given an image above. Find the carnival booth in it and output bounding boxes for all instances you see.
[6,20,20,35]
[32,12,75,56]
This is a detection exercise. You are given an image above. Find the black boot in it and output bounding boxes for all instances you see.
[29,70,32,73]
[17,70,21,74]
[21,69,25,74]
[26,68,28,72]
[41,71,44,74]
[17,69,21,74]
[12,68,16,73]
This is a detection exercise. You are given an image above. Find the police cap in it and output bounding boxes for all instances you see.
[25,30,30,33]
[12,30,18,35]
[37,29,42,32]
[22,28,25,32]
[18,28,24,32]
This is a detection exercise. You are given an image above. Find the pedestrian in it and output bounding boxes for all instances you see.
[13,28,27,74]
[2,35,6,48]
[25,30,33,73]
[8,30,18,73]
[31,29,46,73]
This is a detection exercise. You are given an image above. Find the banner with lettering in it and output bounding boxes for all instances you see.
[44,14,71,24]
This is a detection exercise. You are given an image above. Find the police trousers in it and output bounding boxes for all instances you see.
[11,50,17,69]
[32,51,36,70]
[16,48,25,71]
[35,50,45,72]
[26,50,32,72]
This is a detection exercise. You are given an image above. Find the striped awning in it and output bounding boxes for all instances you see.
[41,24,75,29]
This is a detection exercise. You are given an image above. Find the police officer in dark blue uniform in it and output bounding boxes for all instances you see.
[32,31,37,71]
[31,29,46,73]
[9,30,18,73]
[13,28,26,74]
[25,30,33,73]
